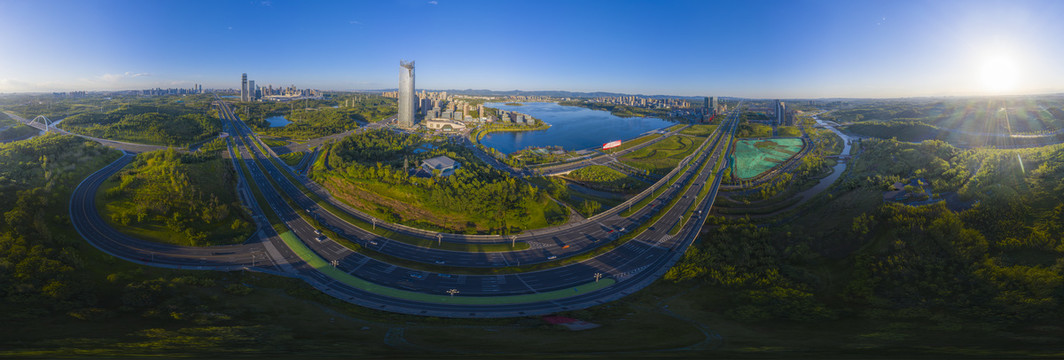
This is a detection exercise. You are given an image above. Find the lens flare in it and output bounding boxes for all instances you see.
[980,56,1019,93]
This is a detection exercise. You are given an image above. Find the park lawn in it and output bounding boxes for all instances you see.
[97,156,256,246]
[778,125,802,137]
[322,174,566,234]
[665,123,687,132]
[619,135,698,175]
[680,124,718,137]
[563,165,648,193]
[604,133,661,154]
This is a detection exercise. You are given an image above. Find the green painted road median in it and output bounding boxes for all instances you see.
[278,231,615,305]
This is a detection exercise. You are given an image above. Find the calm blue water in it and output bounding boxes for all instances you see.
[479,102,674,153]
[265,115,291,127]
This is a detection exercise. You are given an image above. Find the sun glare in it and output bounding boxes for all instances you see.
[979,55,1019,93]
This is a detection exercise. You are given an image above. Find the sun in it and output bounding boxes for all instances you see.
[979,55,1019,93]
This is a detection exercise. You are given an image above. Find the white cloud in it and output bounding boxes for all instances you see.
[97,72,151,83]
[260,1,272,6]
[428,1,437,4]
[349,20,361,25]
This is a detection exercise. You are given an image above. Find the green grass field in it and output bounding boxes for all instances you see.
[564,165,648,193]
[259,137,290,147]
[279,151,305,166]
[325,176,566,234]
[620,135,699,175]
[680,124,718,137]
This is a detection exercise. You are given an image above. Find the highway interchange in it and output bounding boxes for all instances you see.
[67,97,741,317]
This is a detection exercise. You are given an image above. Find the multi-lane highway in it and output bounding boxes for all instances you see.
[67,96,741,317]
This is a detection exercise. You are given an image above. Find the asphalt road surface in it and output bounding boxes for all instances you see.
[67,96,741,317]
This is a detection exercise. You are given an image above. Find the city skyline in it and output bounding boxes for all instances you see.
[1,0,1063,98]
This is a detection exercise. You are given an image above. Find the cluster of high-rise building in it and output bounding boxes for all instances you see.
[139,85,203,96]
[591,95,693,109]
[774,99,794,126]
[240,73,321,102]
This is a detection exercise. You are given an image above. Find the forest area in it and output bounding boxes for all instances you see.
[98,148,255,246]
[238,94,396,139]
[668,138,1064,350]
[3,94,222,146]
[0,135,122,322]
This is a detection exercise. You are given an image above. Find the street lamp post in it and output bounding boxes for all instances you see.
[331,259,339,268]
[372,218,377,230]
[437,233,443,246]
[594,273,603,283]
[510,235,517,247]
[447,289,459,297]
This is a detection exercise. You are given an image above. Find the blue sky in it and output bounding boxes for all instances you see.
[1,0,1062,98]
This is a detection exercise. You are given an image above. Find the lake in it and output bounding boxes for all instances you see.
[479,102,674,153]
[265,115,291,127]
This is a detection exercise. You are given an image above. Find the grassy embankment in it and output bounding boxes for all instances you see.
[620,135,700,175]
[679,124,717,137]
[278,151,305,166]
[562,165,649,194]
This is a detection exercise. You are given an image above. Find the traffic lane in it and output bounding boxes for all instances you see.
[236,116,669,266]
[226,99,732,296]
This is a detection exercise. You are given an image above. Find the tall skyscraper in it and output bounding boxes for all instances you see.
[775,100,786,126]
[249,80,256,100]
[398,60,416,127]
[241,73,248,102]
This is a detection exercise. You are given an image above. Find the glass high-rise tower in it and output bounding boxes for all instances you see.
[398,60,416,127]
[241,73,248,102]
